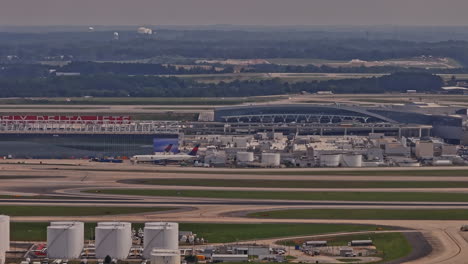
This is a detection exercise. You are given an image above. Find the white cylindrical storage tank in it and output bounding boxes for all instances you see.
[95,224,131,260]
[261,153,280,167]
[341,154,362,167]
[397,161,421,167]
[233,137,248,148]
[320,154,341,167]
[47,224,82,259]
[220,136,232,145]
[432,160,453,166]
[0,215,9,259]
[97,222,132,252]
[143,222,178,259]
[236,152,254,163]
[50,221,84,249]
[150,249,180,264]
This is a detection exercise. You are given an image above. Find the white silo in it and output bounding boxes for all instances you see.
[47,223,83,259]
[236,152,254,163]
[320,154,341,167]
[97,222,132,251]
[150,249,180,264]
[261,153,280,167]
[95,223,132,260]
[143,222,178,259]
[341,154,362,167]
[233,137,248,148]
[0,215,9,264]
[51,221,84,247]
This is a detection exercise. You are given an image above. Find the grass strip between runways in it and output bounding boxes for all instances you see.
[87,189,468,202]
[248,208,468,220]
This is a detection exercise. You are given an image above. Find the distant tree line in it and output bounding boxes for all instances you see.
[0,72,444,97]
[0,62,232,78]
[59,61,233,75]
[3,32,468,67]
[244,64,468,74]
[2,62,468,79]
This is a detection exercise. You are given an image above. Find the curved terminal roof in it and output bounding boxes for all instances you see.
[214,104,398,123]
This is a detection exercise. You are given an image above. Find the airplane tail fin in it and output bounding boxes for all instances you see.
[188,144,200,156]
[164,144,174,152]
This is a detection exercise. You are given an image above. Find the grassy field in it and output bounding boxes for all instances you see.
[280,232,411,264]
[349,98,412,104]
[10,222,387,242]
[0,195,92,200]
[0,206,175,216]
[173,73,385,83]
[323,233,411,264]
[248,209,468,220]
[86,189,468,202]
[335,259,362,263]
[267,57,461,69]
[266,58,347,65]
[0,96,285,105]
[127,178,468,189]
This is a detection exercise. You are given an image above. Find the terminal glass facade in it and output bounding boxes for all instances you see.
[0,133,178,159]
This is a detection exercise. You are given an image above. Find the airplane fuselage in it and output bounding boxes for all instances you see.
[131,154,197,163]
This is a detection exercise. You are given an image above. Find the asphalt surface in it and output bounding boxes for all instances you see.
[1,160,468,263]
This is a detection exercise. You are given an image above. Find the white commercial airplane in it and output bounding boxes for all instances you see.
[131,144,200,164]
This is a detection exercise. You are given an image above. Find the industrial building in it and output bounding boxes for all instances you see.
[213,103,468,144]
[0,116,179,158]
[187,133,464,168]
[0,218,404,264]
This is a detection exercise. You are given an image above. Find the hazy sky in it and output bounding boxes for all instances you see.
[2,0,468,26]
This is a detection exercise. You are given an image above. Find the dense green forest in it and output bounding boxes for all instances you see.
[0,72,443,97]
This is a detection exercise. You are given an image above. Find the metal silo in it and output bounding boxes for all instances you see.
[143,222,178,259]
[97,222,132,251]
[0,215,9,264]
[261,153,280,167]
[236,152,254,163]
[47,223,83,259]
[319,154,341,167]
[95,222,132,260]
[341,154,363,167]
[150,249,180,264]
[50,221,84,249]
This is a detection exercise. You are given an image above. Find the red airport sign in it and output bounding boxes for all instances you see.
[0,115,131,123]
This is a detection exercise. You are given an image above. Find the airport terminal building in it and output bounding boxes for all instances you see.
[213,104,468,143]
[0,116,180,159]
[0,103,466,158]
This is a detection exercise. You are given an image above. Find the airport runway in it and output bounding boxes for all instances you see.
[1,161,468,263]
